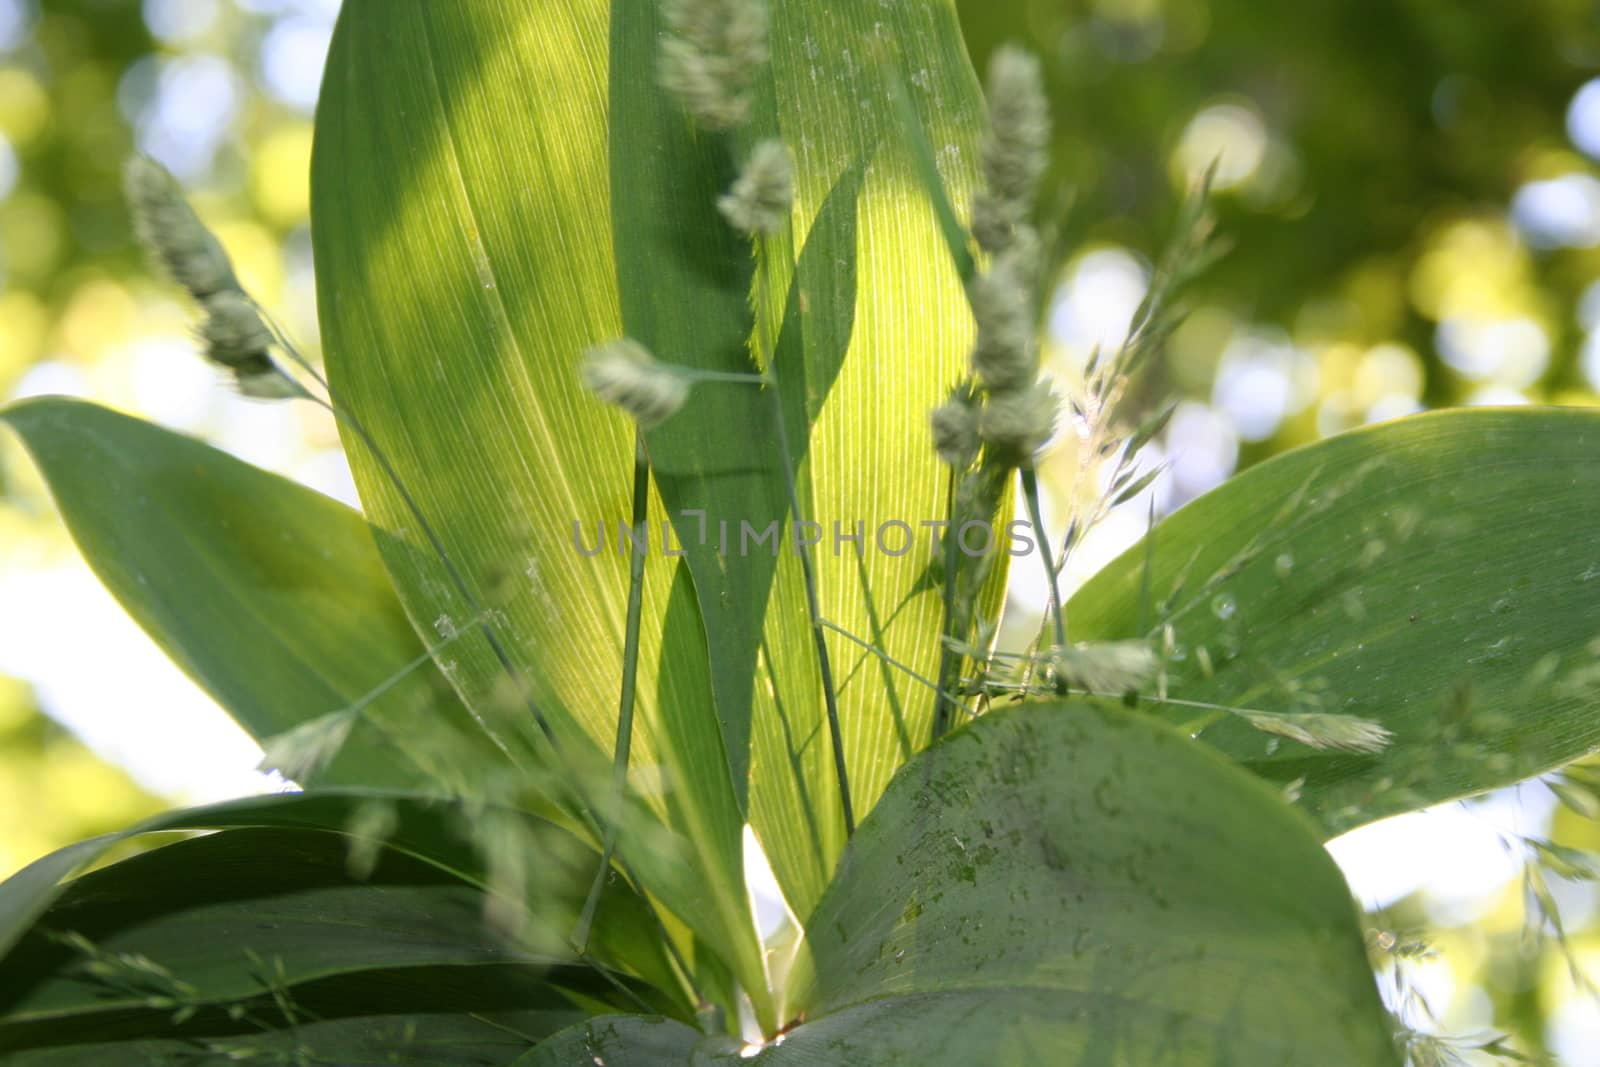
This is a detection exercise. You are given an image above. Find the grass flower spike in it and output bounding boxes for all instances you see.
[197,291,303,399]
[1239,710,1395,755]
[124,155,304,399]
[1054,641,1158,695]
[257,708,359,783]
[718,139,793,235]
[979,379,1059,462]
[123,155,239,300]
[930,386,980,469]
[581,338,691,426]
[968,232,1041,393]
[659,0,769,130]
[971,46,1050,255]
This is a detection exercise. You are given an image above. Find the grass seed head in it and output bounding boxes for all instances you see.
[968,228,1041,392]
[718,139,793,235]
[581,339,691,427]
[1054,641,1158,694]
[930,384,981,469]
[659,0,769,130]
[979,379,1059,460]
[973,46,1050,254]
[1239,710,1394,754]
[123,155,240,301]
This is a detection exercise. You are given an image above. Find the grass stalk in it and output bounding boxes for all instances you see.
[1019,466,1067,673]
[930,468,962,740]
[574,431,651,951]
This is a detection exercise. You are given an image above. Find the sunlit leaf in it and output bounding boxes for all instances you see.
[310,0,769,1014]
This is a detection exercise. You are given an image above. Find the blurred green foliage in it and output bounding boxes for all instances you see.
[961,0,1600,460]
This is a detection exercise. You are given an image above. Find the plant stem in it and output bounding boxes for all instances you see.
[1019,466,1067,659]
[822,618,973,720]
[930,468,961,740]
[574,432,650,951]
[771,387,853,835]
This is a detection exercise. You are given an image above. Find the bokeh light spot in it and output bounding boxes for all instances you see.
[1173,102,1267,190]
[1566,77,1600,161]
[260,15,334,114]
[1511,174,1600,249]
[142,0,220,45]
[1047,247,1149,358]
[1211,330,1316,441]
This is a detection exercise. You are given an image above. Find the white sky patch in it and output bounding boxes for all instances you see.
[1581,331,1600,393]
[123,52,242,179]
[10,361,91,402]
[0,563,271,803]
[1329,783,1554,919]
[742,825,791,942]
[1464,383,1532,407]
[1550,985,1600,1065]
[142,0,220,45]
[1328,807,1520,916]
[0,131,18,201]
[1164,401,1237,504]
[0,0,35,52]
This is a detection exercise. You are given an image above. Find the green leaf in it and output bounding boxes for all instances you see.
[5,992,590,1067]
[612,0,995,924]
[0,829,644,1062]
[1068,407,1600,837]
[0,790,681,1007]
[747,0,1000,921]
[0,397,484,790]
[518,1014,704,1066]
[310,0,998,1006]
[0,839,113,974]
[0,830,552,1027]
[311,0,769,1016]
[527,700,1397,1064]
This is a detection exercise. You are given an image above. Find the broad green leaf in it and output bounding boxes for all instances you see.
[311,0,1000,1003]
[0,829,559,1029]
[1,833,634,1062]
[528,700,1398,1064]
[0,397,485,790]
[0,839,112,972]
[6,995,587,1067]
[1068,407,1600,837]
[609,0,996,924]
[0,790,681,1005]
[521,1014,703,1065]
[746,0,996,924]
[311,0,768,1016]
